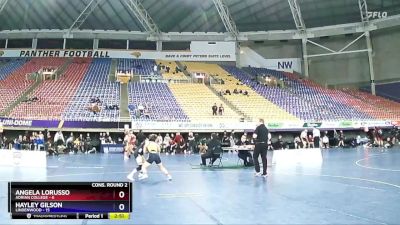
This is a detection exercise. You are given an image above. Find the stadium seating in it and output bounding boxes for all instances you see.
[117,58,157,76]
[10,58,90,120]
[364,82,400,103]
[0,58,29,80]
[0,58,66,113]
[128,82,189,121]
[245,67,380,121]
[168,83,241,122]
[63,58,120,122]
[222,65,338,121]
[341,88,400,119]
[182,62,300,122]
[155,60,188,80]
[286,73,400,120]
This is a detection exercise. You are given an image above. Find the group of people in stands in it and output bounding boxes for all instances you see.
[88,96,120,115]
[155,62,187,75]
[42,67,56,73]
[21,96,39,103]
[135,103,151,119]
[258,75,285,88]
[211,103,224,116]
[220,89,249,96]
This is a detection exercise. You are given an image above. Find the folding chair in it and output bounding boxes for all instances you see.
[209,145,223,168]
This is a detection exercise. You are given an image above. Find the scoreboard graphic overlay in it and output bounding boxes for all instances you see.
[8,182,132,220]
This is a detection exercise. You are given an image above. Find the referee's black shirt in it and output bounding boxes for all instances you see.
[255,124,269,143]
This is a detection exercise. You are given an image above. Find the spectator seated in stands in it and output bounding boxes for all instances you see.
[105,104,120,110]
[22,96,39,103]
[138,103,145,114]
[233,88,239,94]
[143,108,151,119]
[243,90,249,96]
[88,102,101,115]
[225,89,231,95]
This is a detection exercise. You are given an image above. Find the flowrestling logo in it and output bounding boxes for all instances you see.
[367,11,388,19]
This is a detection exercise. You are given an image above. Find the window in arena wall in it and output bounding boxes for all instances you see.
[98,40,126,49]
[37,39,64,49]
[65,39,93,50]
[0,39,5,48]
[7,39,32,49]
[128,41,156,50]
[162,42,191,51]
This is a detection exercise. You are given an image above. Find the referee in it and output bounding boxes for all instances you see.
[253,119,269,177]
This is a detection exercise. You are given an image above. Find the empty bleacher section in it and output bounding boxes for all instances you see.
[0,58,66,113]
[117,59,157,76]
[128,82,188,121]
[342,88,400,119]
[222,65,336,121]
[156,60,188,80]
[245,67,381,120]
[9,58,90,120]
[289,73,400,120]
[168,83,241,122]
[0,58,28,80]
[182,62,299,122]
[63,58,120,122]
[364,82,400,103]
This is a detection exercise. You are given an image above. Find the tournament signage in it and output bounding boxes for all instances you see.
[339,120,353,127]
[267,122,284,129]
[303,122,322,128]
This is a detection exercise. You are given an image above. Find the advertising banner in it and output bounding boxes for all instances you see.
[0,117,59,128]
[0,42,236,61]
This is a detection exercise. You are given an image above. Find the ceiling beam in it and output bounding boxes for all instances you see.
[69,0,105,32]
[212,0,239,39]
[358,0,369,23]
[0,0,8,15]
[123,0,160,36]
[1,13,400,41]
[287,0,306,31]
